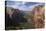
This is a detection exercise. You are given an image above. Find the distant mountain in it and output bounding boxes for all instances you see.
[5,6,33,17]
[5,7,26,16]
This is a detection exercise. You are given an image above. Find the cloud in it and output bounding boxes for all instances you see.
[6,1,45,11]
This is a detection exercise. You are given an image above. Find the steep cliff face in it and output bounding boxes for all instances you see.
[30,5,45,28]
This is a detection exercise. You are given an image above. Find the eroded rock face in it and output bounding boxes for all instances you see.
[31,6,45,28]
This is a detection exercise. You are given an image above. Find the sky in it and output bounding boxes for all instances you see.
[5,1,45,11]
